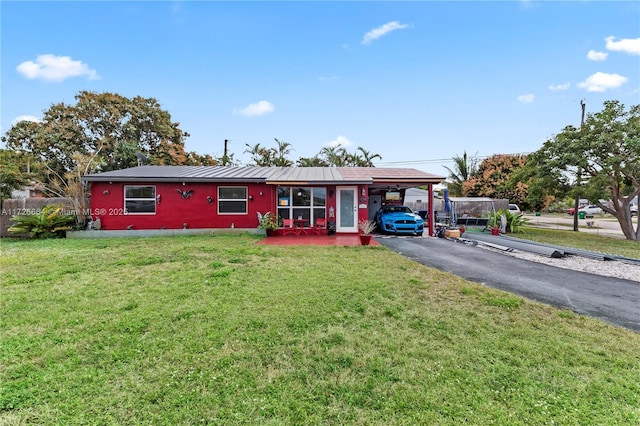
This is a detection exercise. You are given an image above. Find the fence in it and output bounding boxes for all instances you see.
[0,198,74,237]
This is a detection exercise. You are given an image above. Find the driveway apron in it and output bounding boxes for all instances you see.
[376,236,640,332]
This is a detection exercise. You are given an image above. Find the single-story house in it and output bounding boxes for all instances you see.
[82,166,444,236]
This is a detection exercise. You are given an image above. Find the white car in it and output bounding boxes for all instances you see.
[578,205,603,215]
[631,204,638,217]
[508,204,522,216]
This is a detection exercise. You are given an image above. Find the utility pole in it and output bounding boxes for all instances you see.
[222,139,231,166]
[573,100,586,232]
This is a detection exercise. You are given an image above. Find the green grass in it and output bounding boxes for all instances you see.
[517,227,640,259]
[2,235,639,424]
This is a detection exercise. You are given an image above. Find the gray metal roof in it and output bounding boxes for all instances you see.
[265,167,349,184]
[83,165,444,185]
[83,166,272,182]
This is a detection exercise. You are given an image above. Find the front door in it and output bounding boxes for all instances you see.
[337,187,358,233]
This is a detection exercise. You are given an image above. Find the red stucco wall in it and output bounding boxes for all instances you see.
[89,181,340,231]
[89,181,276,230]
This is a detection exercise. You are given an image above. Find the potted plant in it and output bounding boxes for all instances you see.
[358,219,376,245]
[258,212,279,235]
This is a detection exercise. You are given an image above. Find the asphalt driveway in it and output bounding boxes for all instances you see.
[376,236,640,332]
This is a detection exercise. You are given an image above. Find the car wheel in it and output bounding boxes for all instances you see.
[417,232,423,236]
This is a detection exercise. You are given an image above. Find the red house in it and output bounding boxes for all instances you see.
[82,166,444,236]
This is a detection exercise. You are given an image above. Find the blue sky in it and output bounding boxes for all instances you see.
[2,1,639,177]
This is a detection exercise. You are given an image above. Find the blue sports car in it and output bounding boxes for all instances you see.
[375,205,424,236]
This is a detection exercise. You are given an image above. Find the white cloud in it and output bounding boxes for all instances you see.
[587,50,608,61]
[548,82,570,91]
[11,115,42,126]
[605,36,640,55]
[577,72,628,92]
[233,100,275,117]
[517,94,535,104]
[16,54,99,82]
[326,135,353,148]
[362,21,409,45]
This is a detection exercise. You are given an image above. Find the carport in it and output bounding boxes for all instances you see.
[337,168,445,237]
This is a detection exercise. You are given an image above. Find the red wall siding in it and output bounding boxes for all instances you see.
[357,184,369,226]
[90,181,275,230]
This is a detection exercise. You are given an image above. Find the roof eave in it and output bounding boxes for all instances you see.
[83,176,267,183]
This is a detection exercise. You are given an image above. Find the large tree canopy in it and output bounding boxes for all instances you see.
[528,100,640,241]
[462,154,529,207]
[1,91,214,186]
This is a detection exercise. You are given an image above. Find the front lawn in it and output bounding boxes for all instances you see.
[518,227,640,259]
[1,235,639,424]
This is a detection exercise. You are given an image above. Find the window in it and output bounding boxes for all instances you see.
[124,186,156,214]
[277,187,326,223]
[219,186,247,214]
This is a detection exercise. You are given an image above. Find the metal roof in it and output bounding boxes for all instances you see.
[265,167,345,184]
[83,166,272,182]
[83,165,445,185]
[338,167,444,184]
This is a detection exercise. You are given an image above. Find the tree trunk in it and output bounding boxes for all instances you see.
[613,212,638,241]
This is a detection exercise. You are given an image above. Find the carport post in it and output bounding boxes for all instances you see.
[428,184,434,237]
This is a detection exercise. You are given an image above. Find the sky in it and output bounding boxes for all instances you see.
[2,1,639,177]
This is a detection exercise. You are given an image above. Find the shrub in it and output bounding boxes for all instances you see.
[487,209,528,233]
[8,204,75,238]
[257,212,280,231]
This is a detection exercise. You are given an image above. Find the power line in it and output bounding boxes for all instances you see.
[373,152,532,167]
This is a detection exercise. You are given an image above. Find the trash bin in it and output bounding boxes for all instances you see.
[327,220,336,235]
[578,211,586,219]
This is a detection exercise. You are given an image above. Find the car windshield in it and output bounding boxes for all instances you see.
[383,206,412,214]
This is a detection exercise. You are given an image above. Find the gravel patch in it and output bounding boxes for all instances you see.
[479,245,640,283]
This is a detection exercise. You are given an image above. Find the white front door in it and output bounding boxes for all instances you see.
[337,187,358,233]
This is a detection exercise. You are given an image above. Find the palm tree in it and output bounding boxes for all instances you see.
[297,156,328,167]
[319,146,349,166]
[244,143,269,166]
[444,150,478,196]
[354,147,382,167]
[272,138,293,167]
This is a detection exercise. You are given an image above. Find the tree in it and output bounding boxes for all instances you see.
[352,147,382,167]
[1,91,218,216]
[184,151,218,166]
[244,143,273,166]
[242,139,382,168]
[272,139,293,167]
[516,153,570,213]
[243,139,293,167]
[0,149,32,202]
[462,154,529,206]
[296,156,328,167]
[2,91,198,185]
[317,146,349,166]
[315,145,381,167]
[528,100,640,241]
[443,151,478,196]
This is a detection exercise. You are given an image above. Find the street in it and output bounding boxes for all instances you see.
[524,212,637,238]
